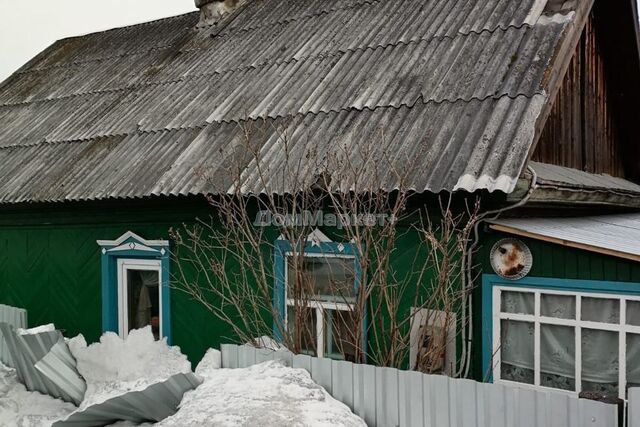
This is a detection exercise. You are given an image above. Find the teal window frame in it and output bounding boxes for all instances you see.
[98,232,172,344]
[482,274,640,385]
[273,235,366,359]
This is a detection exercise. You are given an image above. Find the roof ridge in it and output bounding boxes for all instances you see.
[53,11,199,44]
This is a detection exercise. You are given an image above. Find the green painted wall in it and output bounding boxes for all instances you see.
[471,230,640,380]
[0,197,230,365]
[0,196,443,366]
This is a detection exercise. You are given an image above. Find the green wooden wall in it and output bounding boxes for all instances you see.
[0,197,230,365]
[0,196,440,366]
[471,230,640,380]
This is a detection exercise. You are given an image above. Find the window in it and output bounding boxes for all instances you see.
[117,259,162,340]
[274,230,363,361]
[493,286,640,399]
[98,232,171,343]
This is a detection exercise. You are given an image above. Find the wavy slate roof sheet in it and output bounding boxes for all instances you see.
[0,0,584,202]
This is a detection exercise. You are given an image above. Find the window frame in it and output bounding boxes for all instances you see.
[117,258,163,340]
[482,274,640,399]
[274,231,364,360]
[98,231,171,343]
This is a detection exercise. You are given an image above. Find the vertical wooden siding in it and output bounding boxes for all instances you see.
[533,12,625,177]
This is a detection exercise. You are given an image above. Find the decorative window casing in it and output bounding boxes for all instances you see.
[274,229,364,361]
[484,275,640,400]
[97,232,171,343]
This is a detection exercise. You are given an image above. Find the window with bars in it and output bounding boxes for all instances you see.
[493,287,640,399]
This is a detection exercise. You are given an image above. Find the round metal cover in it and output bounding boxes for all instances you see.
[490,238,532,280]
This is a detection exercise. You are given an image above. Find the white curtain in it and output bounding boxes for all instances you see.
[501,294,640,393]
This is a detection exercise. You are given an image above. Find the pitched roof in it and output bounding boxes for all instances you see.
[0,0,587,203]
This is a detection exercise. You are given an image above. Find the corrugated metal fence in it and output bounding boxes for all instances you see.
[0,304,27,367]
[630,389,640,427]
[221,344,618,427]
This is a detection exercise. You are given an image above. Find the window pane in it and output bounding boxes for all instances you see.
[541,294,576,319]
[540,324,575,391]
[581,297,620,324]
[627,301,640,327]
[500,320,534,384]
[287,256,356,303]
[325,309,358,362]
[127,270,160,340]
[627,334,640,394]
[287,305,317,357]
[501,291,534,315]
[581,329,619,395]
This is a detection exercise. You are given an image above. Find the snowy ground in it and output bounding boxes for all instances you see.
[0,362,75,426]
[0,328,365,426]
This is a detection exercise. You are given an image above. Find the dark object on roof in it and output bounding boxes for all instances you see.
[0,0,608,203]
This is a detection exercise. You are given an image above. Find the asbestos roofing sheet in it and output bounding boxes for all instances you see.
[0,0,581,200]
[0,95,546,203]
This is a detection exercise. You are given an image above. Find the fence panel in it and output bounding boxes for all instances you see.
[630,388,640,427]
[0,304,28,368]
[220,345,618,427]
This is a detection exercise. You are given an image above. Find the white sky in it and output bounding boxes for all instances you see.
[0,0,196,82]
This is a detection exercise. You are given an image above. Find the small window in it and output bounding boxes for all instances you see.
[119,260,162,340]
[275,230,362,362]
[285,254,358,361]
[493,287,640,399]
[98,231,171,343]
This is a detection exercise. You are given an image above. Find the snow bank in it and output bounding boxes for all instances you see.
[158,357,366,427]
[0,362,75,426]
[68,326,191,410]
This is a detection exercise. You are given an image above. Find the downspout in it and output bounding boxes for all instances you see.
[456,165,538,378]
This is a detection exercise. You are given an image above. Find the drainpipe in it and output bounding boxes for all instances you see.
[456,165,538,378]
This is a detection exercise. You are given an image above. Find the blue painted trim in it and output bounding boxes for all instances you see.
[273,237,365,359]
[481,274,640,383]
[98,234,172,343]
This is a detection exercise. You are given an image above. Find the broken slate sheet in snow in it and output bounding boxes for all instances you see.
[54,326,201,425]
[0,304,28,367]
[156,349,366,427]
[0,322,85,405]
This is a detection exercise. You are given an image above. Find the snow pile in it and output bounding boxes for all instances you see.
[68,326,191,410]
[158,352,366,427]
[0,362,75,426]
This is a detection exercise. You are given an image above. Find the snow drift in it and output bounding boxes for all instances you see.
[157,350,366,427]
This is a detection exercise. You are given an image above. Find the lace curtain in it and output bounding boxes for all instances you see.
[501,293,640,394]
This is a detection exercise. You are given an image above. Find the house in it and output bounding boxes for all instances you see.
[0,0,639,400]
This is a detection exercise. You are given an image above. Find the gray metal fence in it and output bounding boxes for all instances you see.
[630,388,640,427]
[220,344,618,427]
